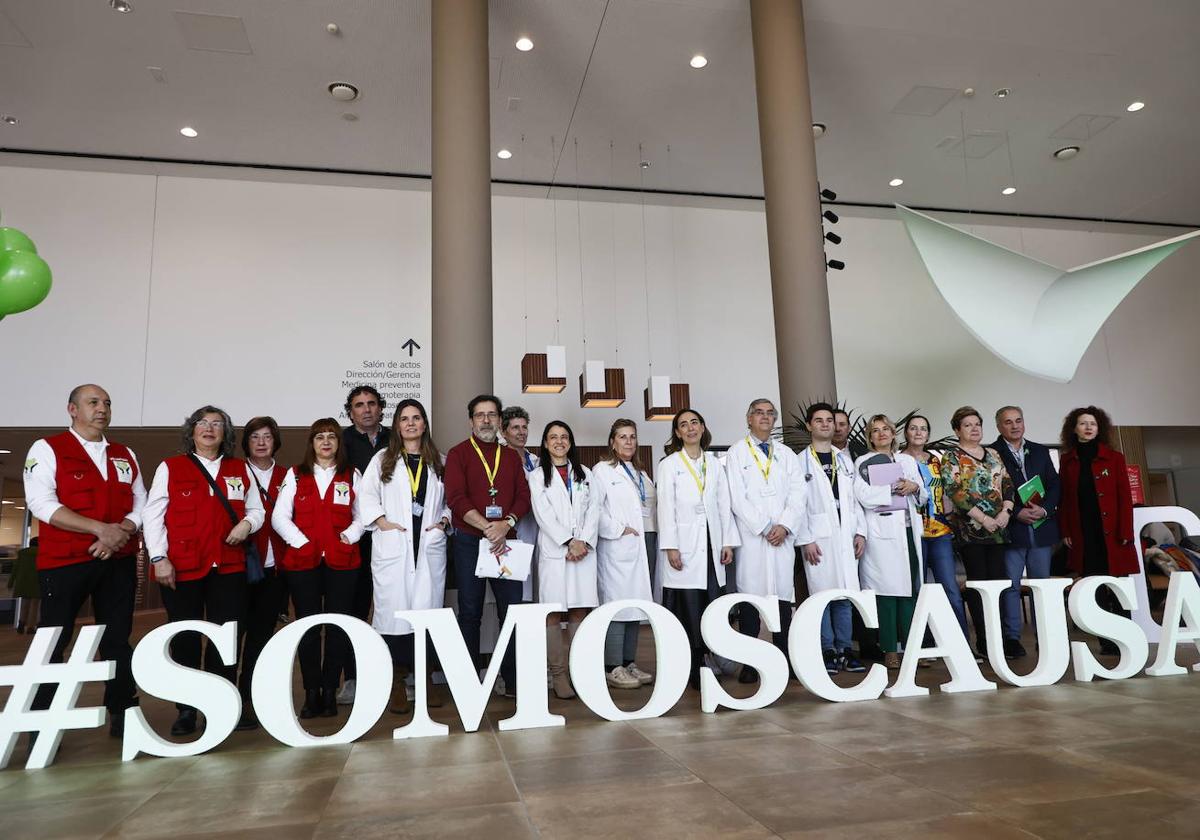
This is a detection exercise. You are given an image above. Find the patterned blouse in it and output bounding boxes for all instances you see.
[914,453,953,540]
[940,446,1015,544]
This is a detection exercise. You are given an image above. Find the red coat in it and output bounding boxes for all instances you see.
[282,469,358,571]
[1058,443,1139,576]
[38,432,138,568]
[163,455,250,581]
[251,463,289,567]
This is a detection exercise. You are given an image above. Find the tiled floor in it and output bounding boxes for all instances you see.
[3,613,1200,839]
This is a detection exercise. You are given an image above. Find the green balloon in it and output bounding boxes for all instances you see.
[0,227,37,254]
[0,250,52,315]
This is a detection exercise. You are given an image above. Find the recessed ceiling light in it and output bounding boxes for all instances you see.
[0,449,10,454]
[1052,145,1080,160]
[110,0,133,12]
[1126,101,1145,112]
[515,36,533,52]
[0,500,12,505]
[812,122,826,138]
[1,115,16,126]
[689,55,707,69]
[328,82,360,102]
[889,178,904,187]
[1002,186,1017,195]
[179,126,198,138]
[994,87,1011,98]
[639,160,651,169]
[497,149,512,160]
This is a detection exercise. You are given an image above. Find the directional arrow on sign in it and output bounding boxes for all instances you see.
[402,338,420,357]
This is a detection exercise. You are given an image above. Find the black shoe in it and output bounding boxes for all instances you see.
[823,649,840,675]
[321,690,339,717]
[738,665,759,684]
[1003,638,1027,660]
[841,651,867,673]
[234,709,259,731]
[109,711,125,739]
[1098,639,1120,656]
[300,689,322,720]
[170,709,198,736]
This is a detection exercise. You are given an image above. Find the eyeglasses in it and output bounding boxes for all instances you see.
[473,411,499,420]
[750,409,777,418]
[196,420,225,429]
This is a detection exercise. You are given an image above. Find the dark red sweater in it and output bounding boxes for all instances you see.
[444,436,531,538]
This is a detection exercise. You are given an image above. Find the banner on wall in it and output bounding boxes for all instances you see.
[1128,464,1146,505]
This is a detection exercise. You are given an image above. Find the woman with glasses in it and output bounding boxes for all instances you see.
[143,405,265,737]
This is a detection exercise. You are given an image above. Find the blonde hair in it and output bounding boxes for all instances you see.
[867,414,898,453]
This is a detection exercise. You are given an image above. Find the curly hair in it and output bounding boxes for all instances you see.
[181,405,236,458]
[1059,405,1114,451]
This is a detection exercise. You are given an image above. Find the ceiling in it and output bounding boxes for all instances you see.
[1,0,1198,224]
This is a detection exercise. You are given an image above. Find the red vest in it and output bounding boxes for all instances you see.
[37,432,138,569]
[283,469,358,571]
[250,463,289,568]
[163,455,250,581]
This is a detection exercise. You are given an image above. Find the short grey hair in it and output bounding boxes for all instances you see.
[501,405,530,430]
[995,405,1023,424]
[746,398,776,415]
[181,405,236,458]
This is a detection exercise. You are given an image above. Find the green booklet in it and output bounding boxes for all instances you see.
[1017,475,1047,529]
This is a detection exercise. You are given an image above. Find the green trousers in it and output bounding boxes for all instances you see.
[878,531,920,653]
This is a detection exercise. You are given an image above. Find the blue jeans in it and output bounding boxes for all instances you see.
[452,531,523,690]
[820,599,853,653]
[923,534,968,638]
[1003,545,1054,639]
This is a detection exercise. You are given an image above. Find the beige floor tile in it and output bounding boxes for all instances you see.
[321,761,518,819]
[658,732,864,782]
[162,743,351,791]
[0,754,197,803]
[342,731,503,774]
[710,764,965,834]
[804,713,980,766]
[932,708,1137,749]
[107,776,336,838]
[314,801,536,840]
[781,811,1039,839]
[1063,736,1200,798]
[629,708,795,745]
[0,792,153,840]
[507,746,696,796]
[997,790,1200,839]
[495,719,653,761]
[524,778,774,840]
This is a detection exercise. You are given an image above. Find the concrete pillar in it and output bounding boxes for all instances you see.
[750,0,838,409]
[431,0,493,445]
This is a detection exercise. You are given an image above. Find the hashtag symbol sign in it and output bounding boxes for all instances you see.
[0,625,116,770]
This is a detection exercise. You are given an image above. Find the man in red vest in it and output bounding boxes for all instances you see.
[22,384,147,737]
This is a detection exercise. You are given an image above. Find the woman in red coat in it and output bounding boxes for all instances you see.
[1058,405,1137,655]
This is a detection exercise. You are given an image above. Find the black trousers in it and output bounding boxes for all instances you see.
[451,531,522,690]
[285,564,358,692]
[34,555,137,713]
[159,568,248,711]
[959,541,1009,649]
[345,537,374,680]
[237,566,286,700]
[384,633,441,672]
[662,547,724,681]
[738,598,793,656]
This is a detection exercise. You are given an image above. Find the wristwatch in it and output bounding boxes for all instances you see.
[150,556,165,564]
[504,514,518,529]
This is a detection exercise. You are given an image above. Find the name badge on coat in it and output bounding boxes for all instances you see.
[485,504,503,519]
[224,476,245,501]
[333,481,351,505]
[694,504,707,515]
[412,501,424,517]
[111,458,133,484]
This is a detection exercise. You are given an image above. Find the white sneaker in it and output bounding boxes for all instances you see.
[606,665,640,690]
[625,663,654,685]
[336,679,356,705]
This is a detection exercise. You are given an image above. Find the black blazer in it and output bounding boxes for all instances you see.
[990,436,1061,548]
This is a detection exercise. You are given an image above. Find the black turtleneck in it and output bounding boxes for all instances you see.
[1075,439,1106,574]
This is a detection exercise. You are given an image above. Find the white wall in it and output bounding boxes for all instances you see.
[2,158,1197,447]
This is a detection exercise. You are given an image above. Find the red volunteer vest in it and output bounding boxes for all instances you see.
[37,432,138,569]
[250,463,289,568]
[163,454,250,582]
[283,468,358,572]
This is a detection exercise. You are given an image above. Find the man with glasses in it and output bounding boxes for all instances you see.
[724,399,806,683]
[501,405,539,603]
[443,394,531,696]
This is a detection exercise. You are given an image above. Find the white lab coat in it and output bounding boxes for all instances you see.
[593,460,655,620]
[656,450,741,591]
[725,437,806,601]
[528,462,601,609]
[853,452,927,597]
[515,449,540,602]
[356,450,451,635]
[794,446,864,594]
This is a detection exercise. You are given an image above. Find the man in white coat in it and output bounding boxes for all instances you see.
[795,402,868,675]
[502,406,539,604]
[726,398,806,684]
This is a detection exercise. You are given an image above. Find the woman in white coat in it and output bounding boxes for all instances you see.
[657,408,740,690]
[725,398,806,684]
[357,399,451,712]
[853,415,926,669]
[794,403,867,675]
[593,419,656,690]
[528,420,600,699]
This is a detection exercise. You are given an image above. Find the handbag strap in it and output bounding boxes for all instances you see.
[249,468,274,507]
[187,453,242,528]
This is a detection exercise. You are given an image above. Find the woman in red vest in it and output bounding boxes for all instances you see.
[144,405,265,737]
[1058,405,1139,656]
[272,418,365,718]
[235,415,289,730]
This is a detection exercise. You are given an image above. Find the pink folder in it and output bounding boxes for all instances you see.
[867,462,907,512]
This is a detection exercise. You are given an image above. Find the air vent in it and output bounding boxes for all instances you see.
[175,11,252,55]
[328,82,360,102]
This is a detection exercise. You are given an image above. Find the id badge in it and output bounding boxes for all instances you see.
[694,504,707,515]
[760,486,777,497]
[412,501,424,517]
[641,505,652,519]
[485,504,503,519]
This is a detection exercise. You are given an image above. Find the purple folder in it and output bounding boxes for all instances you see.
[867,462,907,511]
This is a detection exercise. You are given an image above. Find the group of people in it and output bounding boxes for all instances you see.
[19,382,1140,741]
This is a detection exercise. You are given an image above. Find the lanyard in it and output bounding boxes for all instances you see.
[621,462,646,502]
[811,446,837,489]
[470,437,502,494]
[405,455,424,499]
[679,451,707,495]
[524,451,534,472]
[746,436,772,481]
